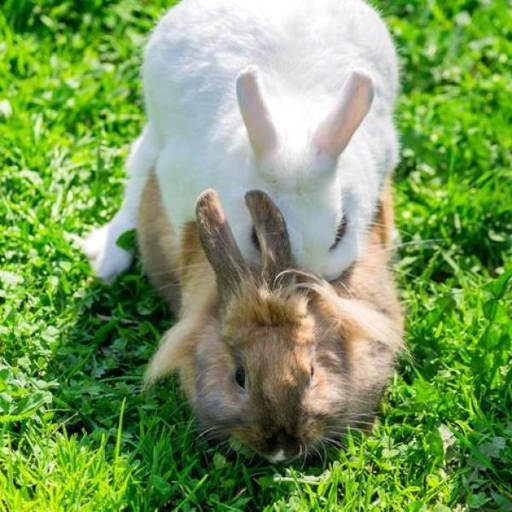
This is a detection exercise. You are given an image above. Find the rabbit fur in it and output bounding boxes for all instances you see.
[139,172,403,463]
[82,0,399,283]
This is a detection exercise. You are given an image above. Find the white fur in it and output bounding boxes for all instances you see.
[268,450,287,463]
[81,209,135,283]
[85,0,399,281]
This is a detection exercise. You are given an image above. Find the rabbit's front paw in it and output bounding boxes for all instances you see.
[82,217,135,283]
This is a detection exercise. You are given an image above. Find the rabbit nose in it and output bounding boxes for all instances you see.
[266,429,300,463]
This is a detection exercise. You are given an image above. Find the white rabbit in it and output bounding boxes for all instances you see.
[83,0,399,283]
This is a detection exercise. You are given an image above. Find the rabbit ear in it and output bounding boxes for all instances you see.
[196,189,247,297]
[237,65,279,159]
[245,190,293,285]
[313,69,374,159]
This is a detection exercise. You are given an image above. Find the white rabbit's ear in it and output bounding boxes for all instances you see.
[313,69,374,158]
[237,65,278,159]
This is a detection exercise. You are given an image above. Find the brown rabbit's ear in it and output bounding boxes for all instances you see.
[196,189,247,297]
[245,190,293,285]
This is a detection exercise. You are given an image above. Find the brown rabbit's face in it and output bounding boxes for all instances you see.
[192,281,391,463]
[192,285,318,462]
[196,348,316,459]
[226,286,318,462]
[192,284,399,462]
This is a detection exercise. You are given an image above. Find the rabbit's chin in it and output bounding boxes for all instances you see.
[225,437,303,464]
[222,435,303,464]
[236,434,306,464]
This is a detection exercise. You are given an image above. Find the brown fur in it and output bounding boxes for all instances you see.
[138,173,182,315]
[138,171,403,462]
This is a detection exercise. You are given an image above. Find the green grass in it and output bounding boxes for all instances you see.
[1,0,511,510]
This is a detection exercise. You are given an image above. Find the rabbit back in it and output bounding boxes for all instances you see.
[143,0,399,279]
[145,0,397,134]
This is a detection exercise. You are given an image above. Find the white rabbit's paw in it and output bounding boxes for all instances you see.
[82,221,134,283]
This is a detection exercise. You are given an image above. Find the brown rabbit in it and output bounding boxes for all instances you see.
[138,172,403,463]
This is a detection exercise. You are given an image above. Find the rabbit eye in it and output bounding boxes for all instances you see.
[234,366,246,389]
[330,216,347,250]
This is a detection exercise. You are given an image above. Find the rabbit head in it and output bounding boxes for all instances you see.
[236,66,376,281]
[146,188,402,463]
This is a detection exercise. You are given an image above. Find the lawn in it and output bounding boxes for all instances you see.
[0,0,511,510]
